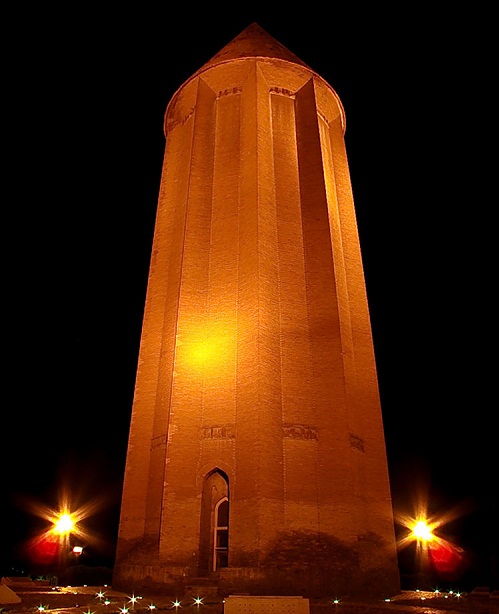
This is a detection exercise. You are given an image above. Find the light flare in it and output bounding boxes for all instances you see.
[19,487,109,565]
[395,497,467,577]
[411,519,436,543]
[52,513,74,535]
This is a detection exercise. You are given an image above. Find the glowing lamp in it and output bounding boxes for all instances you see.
[411,519,435,543]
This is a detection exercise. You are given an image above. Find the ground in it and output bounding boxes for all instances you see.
[0,584,497,613]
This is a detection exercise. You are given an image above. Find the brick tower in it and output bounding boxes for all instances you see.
[113,23,400,598]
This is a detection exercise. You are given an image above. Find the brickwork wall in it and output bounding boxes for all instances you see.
[114,24,400,599]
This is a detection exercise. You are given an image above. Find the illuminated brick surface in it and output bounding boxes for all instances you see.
[113,23,400,598]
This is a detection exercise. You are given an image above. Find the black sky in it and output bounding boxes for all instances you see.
[3,6,495,591]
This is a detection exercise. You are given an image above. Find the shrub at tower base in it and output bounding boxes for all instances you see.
[112,530,400,598]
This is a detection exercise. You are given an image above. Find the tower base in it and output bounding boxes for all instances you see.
[112,562,400,599]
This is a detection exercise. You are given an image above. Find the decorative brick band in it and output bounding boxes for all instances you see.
[270,86,295,97]
[217,86,242,98]
[283,424,318,441]
[203,425,236,439]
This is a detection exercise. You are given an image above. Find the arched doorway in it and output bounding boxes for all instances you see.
[199,469,229,574]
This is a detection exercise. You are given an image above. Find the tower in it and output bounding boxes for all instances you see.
[113,23,400,598]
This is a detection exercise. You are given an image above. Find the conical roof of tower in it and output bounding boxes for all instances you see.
[195,23,312,74]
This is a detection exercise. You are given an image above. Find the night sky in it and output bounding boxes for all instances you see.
[3,6,495,592]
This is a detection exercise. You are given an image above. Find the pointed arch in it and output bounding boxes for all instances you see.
[198,468,229,574]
